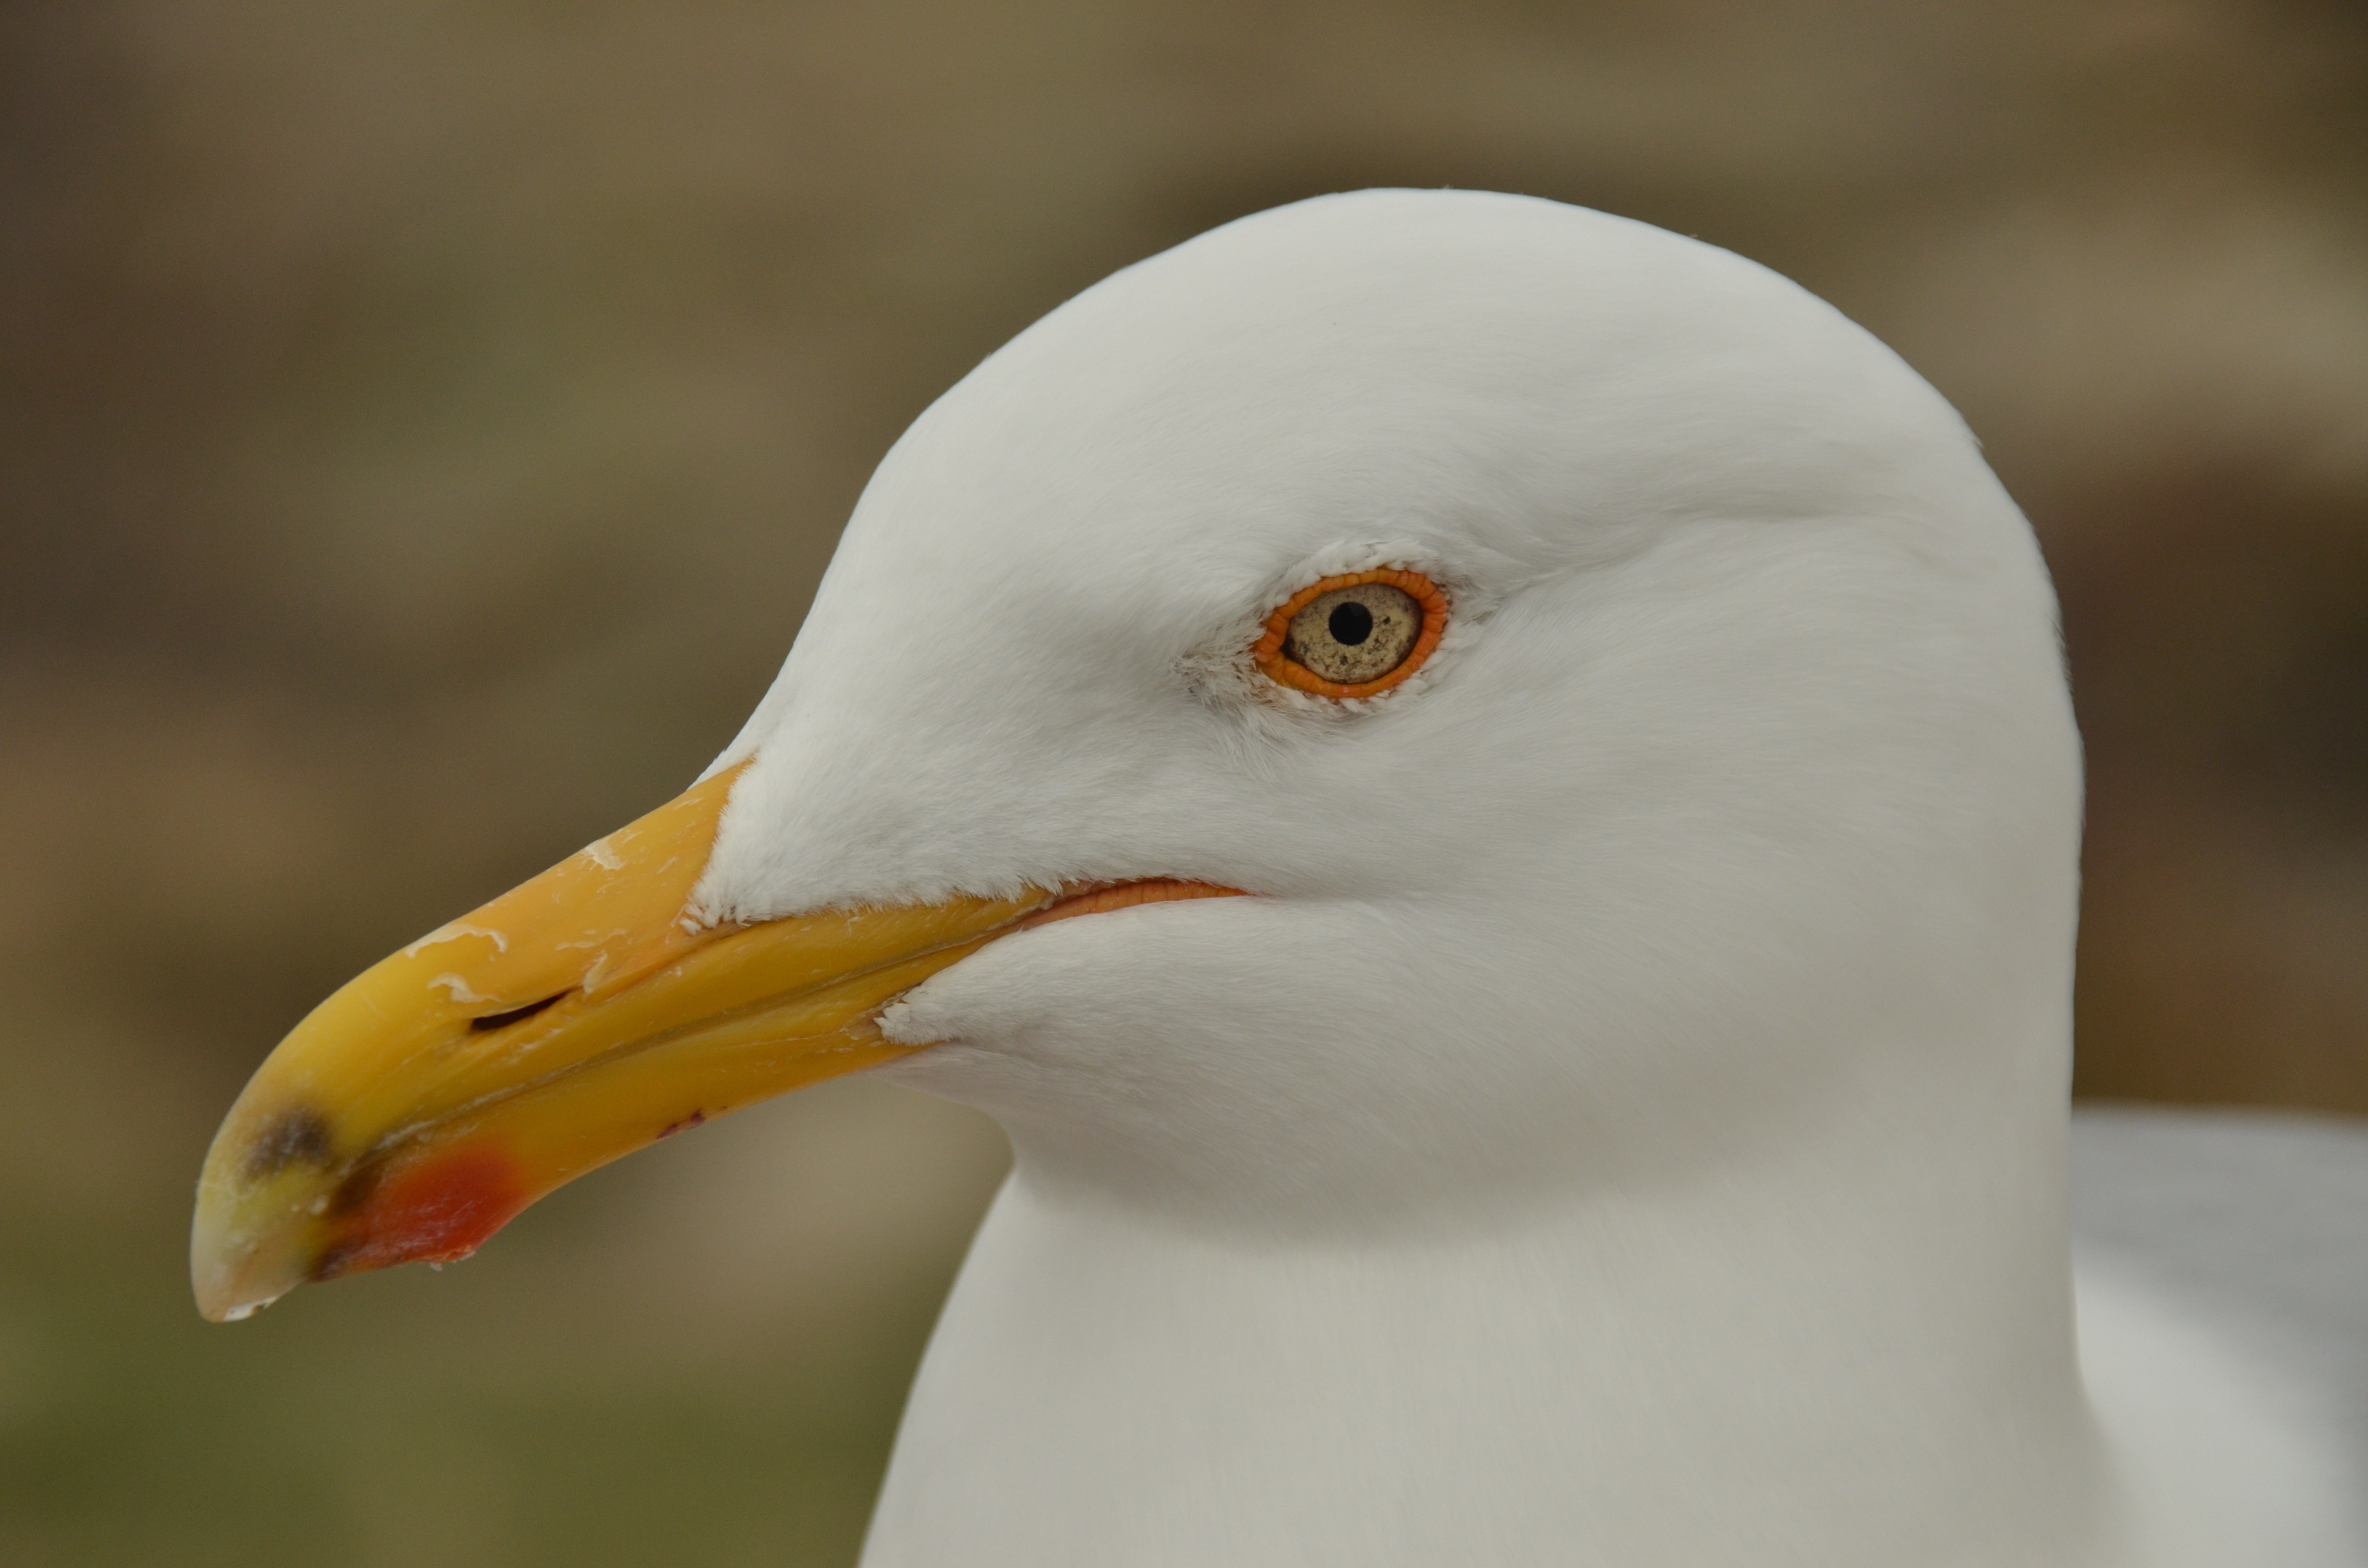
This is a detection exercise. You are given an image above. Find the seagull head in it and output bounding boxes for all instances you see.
[192,189,2079,1322]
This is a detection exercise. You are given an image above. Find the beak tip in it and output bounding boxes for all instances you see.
[190,1255,270,1323]
[190,1180,305,1324]
[196,1288,276,1324]
[191,1236,304,1323]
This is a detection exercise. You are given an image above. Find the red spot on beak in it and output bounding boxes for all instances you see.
[318,1147,528,1279]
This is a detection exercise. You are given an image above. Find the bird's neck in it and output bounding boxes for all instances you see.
[863,1075,2123,1568]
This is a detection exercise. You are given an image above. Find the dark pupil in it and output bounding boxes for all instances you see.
[1328,600,1374,646]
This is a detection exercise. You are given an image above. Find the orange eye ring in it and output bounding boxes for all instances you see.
[1253,568,1450,699]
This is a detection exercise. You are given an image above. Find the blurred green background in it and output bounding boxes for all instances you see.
[2,1,2364,1562]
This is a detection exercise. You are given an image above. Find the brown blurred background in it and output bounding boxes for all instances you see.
[1,1,2363,1562]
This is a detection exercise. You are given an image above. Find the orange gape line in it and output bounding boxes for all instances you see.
[1254,567,1450,699]
[1025,879,1247,928]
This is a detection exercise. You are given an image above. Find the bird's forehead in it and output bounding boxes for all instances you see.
[687,191,1996,917]
[743,200,1677,712]
[838,190,1961,597]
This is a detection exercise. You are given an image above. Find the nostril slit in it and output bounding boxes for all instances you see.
[469,992,570,1032]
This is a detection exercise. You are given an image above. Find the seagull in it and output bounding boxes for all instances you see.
[191,189,2366,1566]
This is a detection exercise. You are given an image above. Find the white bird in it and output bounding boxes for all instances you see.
[192,189,2367,1566]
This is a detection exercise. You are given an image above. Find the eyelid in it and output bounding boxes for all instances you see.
[1253,568,1449,698]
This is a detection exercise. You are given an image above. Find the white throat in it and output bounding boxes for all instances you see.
[862,999,2122,1568]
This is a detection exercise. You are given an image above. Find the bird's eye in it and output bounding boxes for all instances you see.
[1253,568,1448,698]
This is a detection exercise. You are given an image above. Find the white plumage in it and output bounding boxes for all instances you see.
[668,189,2363,1564]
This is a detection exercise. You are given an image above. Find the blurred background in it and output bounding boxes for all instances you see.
[2,0,2363,1561]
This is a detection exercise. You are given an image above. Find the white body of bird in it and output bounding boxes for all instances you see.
[691,190,2357,1566]
[192,188,2365,1565]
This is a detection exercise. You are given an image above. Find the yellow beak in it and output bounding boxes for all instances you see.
[189,763,1055,1323]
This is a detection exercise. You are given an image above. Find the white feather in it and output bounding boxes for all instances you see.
[679,190,2358,1564]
